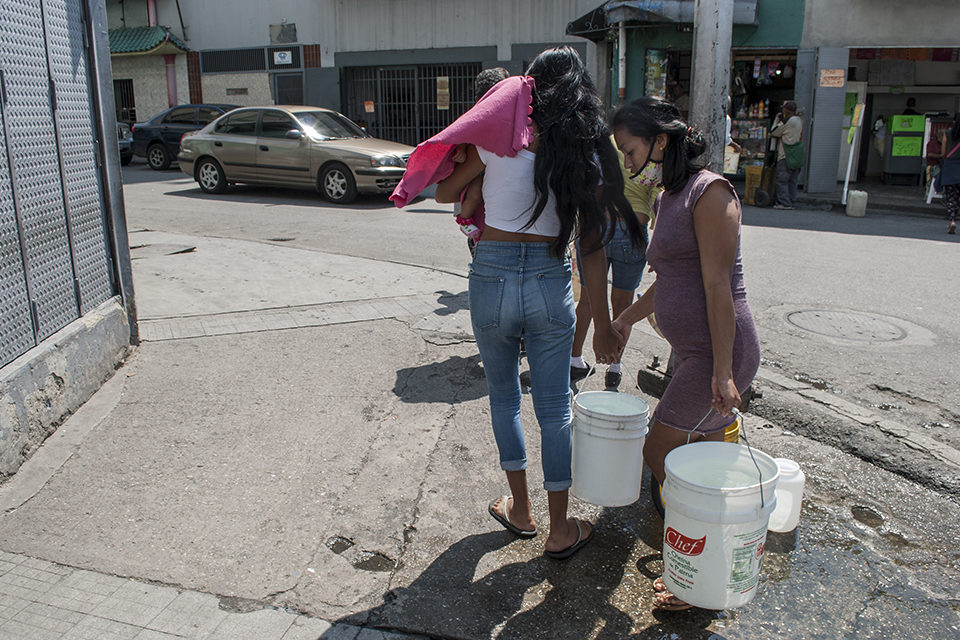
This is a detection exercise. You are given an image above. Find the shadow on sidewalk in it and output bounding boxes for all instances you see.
[393,354,486,403]
[322,509,720,639]
[435,290,469,316]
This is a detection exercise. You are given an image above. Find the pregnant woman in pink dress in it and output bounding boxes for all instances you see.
[610,97,761,611]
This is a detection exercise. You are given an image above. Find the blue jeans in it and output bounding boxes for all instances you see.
[575,222,648,291]
[469,241,576,491]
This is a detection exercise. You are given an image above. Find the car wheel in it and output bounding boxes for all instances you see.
[147,143,171,170]
[319,163,357,203]
[196,158,227,194]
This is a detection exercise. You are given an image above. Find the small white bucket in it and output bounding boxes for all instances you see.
[571,391,649,507]
[661,441,780,609]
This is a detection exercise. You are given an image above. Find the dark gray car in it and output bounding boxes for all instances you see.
[132,104,239,170]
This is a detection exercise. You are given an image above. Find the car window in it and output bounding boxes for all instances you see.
[197,107,223,125]
[293,111,367,140]
[214,110,259,136]
[260,111,298,139]
[162,107,196,124]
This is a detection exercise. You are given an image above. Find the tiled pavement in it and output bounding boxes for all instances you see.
[0,551,419,640]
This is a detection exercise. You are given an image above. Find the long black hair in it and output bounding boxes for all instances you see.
[524,46,644,256]
[610,96,708,195]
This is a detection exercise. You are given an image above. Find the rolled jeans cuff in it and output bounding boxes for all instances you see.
[500,458,527,472]
[543,479,572,492]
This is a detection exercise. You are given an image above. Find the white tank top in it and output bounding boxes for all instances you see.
[476,146,560,236]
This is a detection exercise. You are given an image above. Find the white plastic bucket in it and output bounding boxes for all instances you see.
[571,391,649,507]
[661,441,780,609]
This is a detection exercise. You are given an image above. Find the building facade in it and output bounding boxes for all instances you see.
[801,0,960,192]
[570,0,959,194]
[107,0,603,146]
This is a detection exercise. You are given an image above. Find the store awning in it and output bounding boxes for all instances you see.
[567,0,759,41]
[109,26,189,56]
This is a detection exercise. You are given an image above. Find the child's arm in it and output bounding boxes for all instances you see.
[456,173,484,221]
[436,145,483,203]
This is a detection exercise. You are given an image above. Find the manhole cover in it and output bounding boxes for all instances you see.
[785,310,907,342]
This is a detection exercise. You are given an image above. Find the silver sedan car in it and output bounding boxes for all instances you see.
[178,106,414,203]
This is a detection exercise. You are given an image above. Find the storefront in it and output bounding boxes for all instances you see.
[567,0,805,182]
[845,47,960,192]
[728,50,798,178]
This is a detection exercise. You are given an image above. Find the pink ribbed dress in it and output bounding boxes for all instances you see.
[646,170,760,433]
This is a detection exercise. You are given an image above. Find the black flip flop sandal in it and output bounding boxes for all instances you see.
[544,518,593,559]
[488,496,538,538]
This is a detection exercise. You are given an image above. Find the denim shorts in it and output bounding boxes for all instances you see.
[576,222,648,292]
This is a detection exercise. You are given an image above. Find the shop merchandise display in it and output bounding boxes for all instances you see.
[727,56,797,176]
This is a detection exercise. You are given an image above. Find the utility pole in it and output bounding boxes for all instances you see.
[618,22,627,106]
[690,0,734,172]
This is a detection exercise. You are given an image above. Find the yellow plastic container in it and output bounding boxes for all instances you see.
[744,165,774,206]
[724,415,741,443]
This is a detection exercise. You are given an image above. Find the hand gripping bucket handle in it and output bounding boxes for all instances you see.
[687,407,768,510]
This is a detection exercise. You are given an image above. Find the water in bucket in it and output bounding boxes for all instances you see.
[661,441,780,609]
[571,391,649,507]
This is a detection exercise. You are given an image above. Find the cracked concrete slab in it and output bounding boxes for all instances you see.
[0,320,446,622]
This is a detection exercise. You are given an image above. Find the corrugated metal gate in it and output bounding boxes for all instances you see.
[343,62,481,147]
[0,0,115,368]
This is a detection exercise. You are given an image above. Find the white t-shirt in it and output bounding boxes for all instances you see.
[476,146,561,237]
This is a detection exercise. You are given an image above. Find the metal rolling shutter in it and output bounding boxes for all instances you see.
[0,0,79,341]
[0,105,33,367]
[806,47,849,194]
[44,0,113,315]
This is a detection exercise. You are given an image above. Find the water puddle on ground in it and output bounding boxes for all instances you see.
[873,402,902,411]
[793,373,834,391]
[709,503,959,638]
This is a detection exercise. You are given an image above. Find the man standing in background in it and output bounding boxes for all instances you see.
[770,100,803,210]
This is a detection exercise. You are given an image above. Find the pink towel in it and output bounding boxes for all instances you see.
[390,75,535,207]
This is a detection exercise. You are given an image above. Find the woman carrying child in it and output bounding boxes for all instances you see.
[435,47,646,558]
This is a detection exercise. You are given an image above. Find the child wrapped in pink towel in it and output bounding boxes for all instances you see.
[389,75,536,233]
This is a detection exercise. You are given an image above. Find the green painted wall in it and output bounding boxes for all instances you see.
[734,0,804,49]
[615,0,805,102]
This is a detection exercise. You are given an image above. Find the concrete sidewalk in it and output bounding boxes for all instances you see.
[0,231,957,639]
